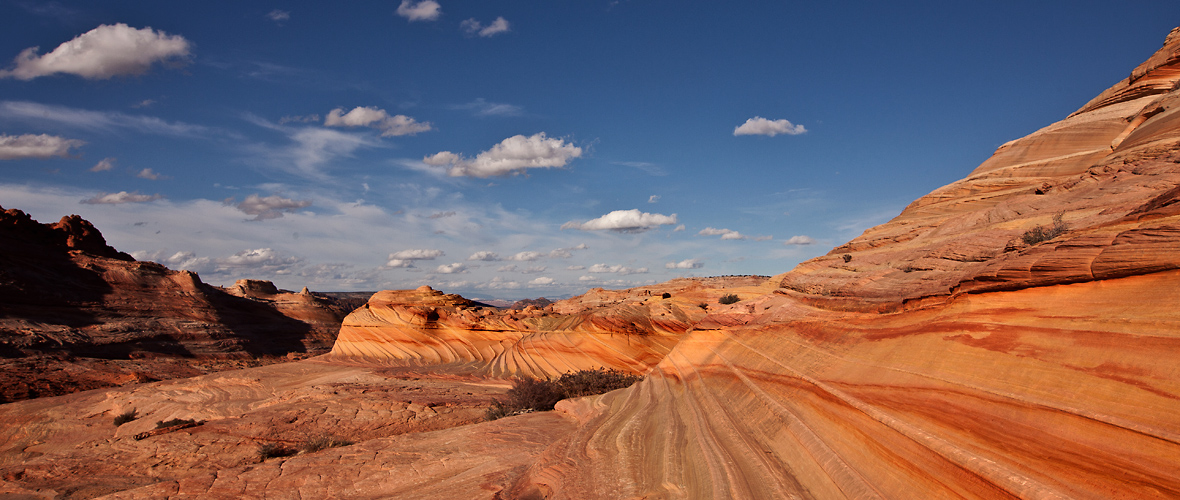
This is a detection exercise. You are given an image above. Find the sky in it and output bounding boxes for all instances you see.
[2,1,1179,300]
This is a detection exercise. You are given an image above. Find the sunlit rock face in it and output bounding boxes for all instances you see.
[329,277,771,379]
[510,29,1180,499]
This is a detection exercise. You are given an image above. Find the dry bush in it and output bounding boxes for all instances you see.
[300,434,353,454]
[487,368,644,421]
[257,442,298,462]
[113,409,137,427]
[718,294,740,305]
[1022,213,1068,245]
[155,418,197,429]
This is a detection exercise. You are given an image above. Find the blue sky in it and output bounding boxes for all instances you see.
[2,1,1178,299]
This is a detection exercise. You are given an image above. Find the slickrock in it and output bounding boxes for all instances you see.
[328,277,771,379]
[0,207,358,403]
[508,28,1180,499]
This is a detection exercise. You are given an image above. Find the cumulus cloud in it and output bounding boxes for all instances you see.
[562,209,677,233]
[461,17,511,37]
[733,116,807,137]
[90,157,115,172]
[699,227,746,240]
[507,251,543,262]
[80,191,163,204]
[136,168,165,180]
[665,259,703,269]
[436,262,467,274]
[783,235,816,245]
[0,133,83,160]
[452,98,522,117]
[529,276,554,285]
[390,249,444,260]
[0,23,191,80]
[497,264,518,272]
[567,265,585,271]
[324,106,432,137]
[588,264,648,275]
[424,132,581,178]
[673,224,685,232]
[396,0,441,21]
[468,251,499,261]
[231,194,312,221]
[267,10,290,22]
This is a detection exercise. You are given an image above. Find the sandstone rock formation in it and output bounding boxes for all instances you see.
[3,26,1180,500]
[0,207,358,402]
[328,277,770,379]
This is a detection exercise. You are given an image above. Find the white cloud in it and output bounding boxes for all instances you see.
[468,251,499,261]
[136,168,164,180]
[562,209,677,233]
[567,265,585,270]
[673,224,685,232]
[90,157,115,172]
[219,248,302,274]
[267,10,290,22]
[665,259,703,269]
[0,133,83,160]
[578,275,595,281]
[390,249,444,260]
[131,99,155,109]
[783,235,816,245]
[0,101,213,137]
[324,106,432,137]
[461,17,511,37]
[80,191,163,204]
[733,116,807,137]
[507,251,543,261]
[529,276,554,285]
[699,227,745,240]
[522,266,547,274]
[452,98,523,117]
[648,195,660,203]
[497,264,518,272]
[588,264,648,275]
[231,194,312,221]
[436,262,467,274]
[396,0,441,21]
[424,132,581,178]
[0,23,191,80]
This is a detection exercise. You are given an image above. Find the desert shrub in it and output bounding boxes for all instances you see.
[556,368,643,399]
[1022,214,1068,245]
[300,434,353,454]
[155,418,197,429]
[257,442,298,461]
[113,409,137,427]
[486,368,644,421]
[718,294,740,305]
[661,292,671,299]
[698,303,708,310]
[842,254,853,263]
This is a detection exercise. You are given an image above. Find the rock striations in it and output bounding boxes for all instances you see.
[0,206,357,402]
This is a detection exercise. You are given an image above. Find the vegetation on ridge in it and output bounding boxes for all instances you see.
[486,368,644,421]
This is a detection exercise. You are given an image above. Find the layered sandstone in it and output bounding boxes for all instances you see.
[329,277,771,379]
[0,207,358,402]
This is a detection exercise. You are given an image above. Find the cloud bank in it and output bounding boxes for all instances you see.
[80,191,164,204]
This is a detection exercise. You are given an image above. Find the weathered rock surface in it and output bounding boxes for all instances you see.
[328,277,771,379]
[0,207,358,403]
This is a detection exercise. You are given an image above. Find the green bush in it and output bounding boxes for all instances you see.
[486,368,644,421]
[1022,213,1068,245]
[718,294,740,305]
[113,409,137,427]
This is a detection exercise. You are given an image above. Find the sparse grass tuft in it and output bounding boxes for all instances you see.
[1022,213,1068,245]
[718,294,740,305]
[300,434,353,454]
[113,409,137,427]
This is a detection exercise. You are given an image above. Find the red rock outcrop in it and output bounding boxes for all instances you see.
[0,207,358,402]
[329,277,770,379]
